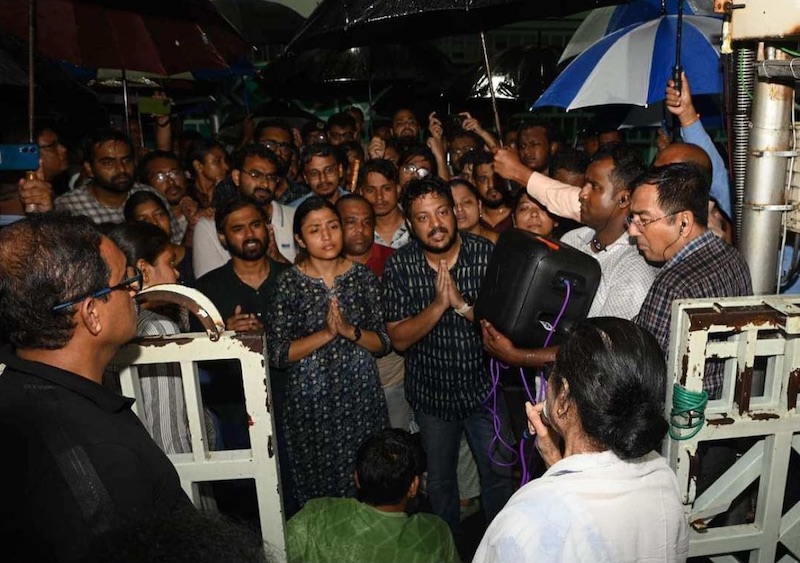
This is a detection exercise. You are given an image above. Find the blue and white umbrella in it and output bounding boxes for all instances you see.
[535,15,722,111]
[558,0,716,63]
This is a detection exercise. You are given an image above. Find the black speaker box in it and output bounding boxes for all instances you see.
[475,229,601,349]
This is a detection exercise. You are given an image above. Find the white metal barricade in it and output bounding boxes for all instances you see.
[114,286,286,562]
[664,295,800,563]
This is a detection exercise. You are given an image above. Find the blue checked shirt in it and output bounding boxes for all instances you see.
[635,230,752,398]
[383,233,492,420]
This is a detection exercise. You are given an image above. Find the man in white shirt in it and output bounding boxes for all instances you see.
[192,144,296,278]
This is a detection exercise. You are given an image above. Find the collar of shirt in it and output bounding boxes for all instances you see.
[576,228,633,251]
[0,346,133,413]
[662,229,716,271]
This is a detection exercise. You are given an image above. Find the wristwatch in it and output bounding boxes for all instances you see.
[350,326,362,342]
[454,302,473,318]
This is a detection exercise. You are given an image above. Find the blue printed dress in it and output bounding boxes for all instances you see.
[267,262,390,505]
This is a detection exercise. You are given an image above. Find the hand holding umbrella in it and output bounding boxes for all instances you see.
[665,71,701,128]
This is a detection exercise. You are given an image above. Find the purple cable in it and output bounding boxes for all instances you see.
[485,279,573,487]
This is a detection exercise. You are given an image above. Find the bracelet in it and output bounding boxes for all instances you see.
[454,302,473,317]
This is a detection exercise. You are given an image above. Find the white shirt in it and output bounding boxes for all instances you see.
[561,226,658,320]
[192,201,296,279]
[473,450,689,563]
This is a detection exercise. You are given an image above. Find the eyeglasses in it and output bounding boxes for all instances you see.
[242,169,280,184]
[262,140,293,152]
[52,265,143,312]
[626,211,682,230]
[151,169,183,184]
[401,163,431,179]
[306,165,339,181]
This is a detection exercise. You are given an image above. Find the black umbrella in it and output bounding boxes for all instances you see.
[450,44,560,102]
[211,0,305,45]
[286,0,619,140]
[261,42,455,100]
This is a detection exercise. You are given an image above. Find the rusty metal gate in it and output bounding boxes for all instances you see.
[114,286,286,562]
[664,295,800,562]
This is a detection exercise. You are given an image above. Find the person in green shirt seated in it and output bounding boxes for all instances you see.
[287,428,459,563]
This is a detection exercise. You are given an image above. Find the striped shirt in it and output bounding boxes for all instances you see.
[383,233,493,420]
[635,230,752,398]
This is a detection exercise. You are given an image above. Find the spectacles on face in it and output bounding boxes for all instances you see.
[401,163,430,179]
[262,140,293,152]
[151,169,183,184]
[306,165,338,181]
[242,169,280,184]
[626,210,682,231]
[52,265,143,312]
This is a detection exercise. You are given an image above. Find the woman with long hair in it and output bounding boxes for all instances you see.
[266,197,390,505]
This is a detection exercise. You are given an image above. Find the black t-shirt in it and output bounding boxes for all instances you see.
[192,257,290,328]
[0,349,192,562]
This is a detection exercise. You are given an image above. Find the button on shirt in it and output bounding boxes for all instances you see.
[635,230,752,398]
[383,233,493,421]
[561,226,657,320]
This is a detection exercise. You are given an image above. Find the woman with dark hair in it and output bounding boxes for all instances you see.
[185,139,229,209]
[124,191,194,285]
[511,190,561,238]
[266,196,390,505]
[474,317,689,563]
[106,222,193,455]
[448,178,499,244]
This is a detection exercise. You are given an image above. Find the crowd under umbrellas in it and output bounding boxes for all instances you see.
[0,1,791,563]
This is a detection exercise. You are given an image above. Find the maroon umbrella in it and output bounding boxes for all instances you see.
[0,0,248,75]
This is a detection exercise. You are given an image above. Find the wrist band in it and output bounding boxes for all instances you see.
[454,302,473,317]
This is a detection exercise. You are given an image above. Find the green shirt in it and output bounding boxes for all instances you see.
[287,498,459,563]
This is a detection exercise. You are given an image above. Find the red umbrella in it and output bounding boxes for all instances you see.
[0,0,248,75]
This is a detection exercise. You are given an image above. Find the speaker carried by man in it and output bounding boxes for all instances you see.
[475,229,601,349]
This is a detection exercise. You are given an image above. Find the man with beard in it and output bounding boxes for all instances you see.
[391,107,420,148]
[358,159,409,249]
[383,176,513,555]
[192,144,296,278]
[471,151,513,232]
[255,119,310,205]
[290,143,348,207]
[194,199,290,330]
[55,130,183,242]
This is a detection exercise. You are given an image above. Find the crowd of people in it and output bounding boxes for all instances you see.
[0,72,754,563]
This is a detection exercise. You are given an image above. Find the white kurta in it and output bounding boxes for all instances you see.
[473,450,689,563]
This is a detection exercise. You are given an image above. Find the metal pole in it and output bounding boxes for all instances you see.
[739,45,794,294]
[27,0,35,143]
[479,30,503,145]
[122,68,131,137]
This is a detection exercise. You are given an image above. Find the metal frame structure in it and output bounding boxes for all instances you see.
[664,295,800,562]
[114,330,286,563]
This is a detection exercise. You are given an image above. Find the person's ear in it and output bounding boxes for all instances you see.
[218,233,228,250]
[549,142,557,157]
[617,191,631,209]
[80,297,102,336]
[137,258,151,287]
[192,159,202,176]
[407,475,420,499]
[295,233,307,249]
[231,169,241,187]
[83,161,94,179]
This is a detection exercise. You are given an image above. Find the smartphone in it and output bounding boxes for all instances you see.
[139,96,171,116]
[0,144,39,171]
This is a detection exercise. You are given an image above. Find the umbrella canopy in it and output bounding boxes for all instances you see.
[286,0,620,52]
[261,43,455,98]
[559,0,718,63]
[534,15,722,110]
[212,0,305,45]
[451,44,560,101]
[0,0,249,75]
